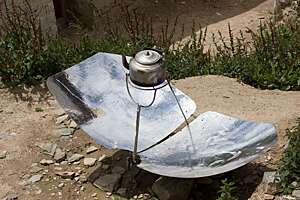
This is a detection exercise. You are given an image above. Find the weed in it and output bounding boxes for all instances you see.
[217,179,237,200]
[35,107,43,112]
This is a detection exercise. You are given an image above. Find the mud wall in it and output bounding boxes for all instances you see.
[31,0,57,36]
[1,0,58,36]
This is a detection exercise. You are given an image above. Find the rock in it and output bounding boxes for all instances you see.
[291,181,300,188]
[98,154,107,162]
[30,166,43,173]
[116,188,127,196]
[93,174,122,192]
[86,146,98,154]
[68,154,84,163]
[40,159,54,165]
[292,190,300,199]
[152,177,193,200]
[278,195,296,200]
[83,158,97,167]
[111,166,126,175]
[35,189,42,195]
[262,171,279,195]
[0,151,7,159]
[59,128,74,136]
[264,194,275,200]
[105,192,112,198]
[54,148,66,162]
[79,175,87,183]
[263,171,276,183]
[61,161,68,165]
[58,183,64,188]
[56,114,68,124]
[55,171,75,179]
[279,0,290,7]
[69,120,77,128]
[22,174,31,179]
[35,142,57,156]
[28,174,43,184]
[0,131,10,140]
[91,193,97,197]
[3,193,18,200]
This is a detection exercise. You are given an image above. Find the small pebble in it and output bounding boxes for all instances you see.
[98,154,106,162]
[86,146,98,154]
[68,153,84,163]
[58,183,64,188]
[0,151,7,159]
[40,159,54,166]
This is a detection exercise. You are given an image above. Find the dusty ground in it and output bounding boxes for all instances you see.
[0,75,299,200]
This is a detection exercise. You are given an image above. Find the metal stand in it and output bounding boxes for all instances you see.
[125,74,158,163]
[125,74,194,164]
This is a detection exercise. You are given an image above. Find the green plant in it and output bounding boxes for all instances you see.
[35,107,43,112]
[217,179,237,200]
[277,119,300,194]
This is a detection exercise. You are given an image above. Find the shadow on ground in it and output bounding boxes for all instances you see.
[61,0,270,41]
[88,150,272,199]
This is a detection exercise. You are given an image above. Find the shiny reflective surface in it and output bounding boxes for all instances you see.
[47,52,277,178]
[47,53,196,152]
[138,111,277,178]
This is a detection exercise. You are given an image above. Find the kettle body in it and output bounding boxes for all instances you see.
[122,49,166,87]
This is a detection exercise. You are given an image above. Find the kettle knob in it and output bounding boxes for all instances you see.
[143,48,163,56]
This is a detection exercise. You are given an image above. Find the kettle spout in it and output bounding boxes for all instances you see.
[122,55,130,70]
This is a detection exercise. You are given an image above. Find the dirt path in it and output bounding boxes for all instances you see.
[175,0,274,50]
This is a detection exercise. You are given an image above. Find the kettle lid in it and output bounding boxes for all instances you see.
[134,50,162,65]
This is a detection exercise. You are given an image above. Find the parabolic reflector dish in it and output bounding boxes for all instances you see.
[47,52,277,178]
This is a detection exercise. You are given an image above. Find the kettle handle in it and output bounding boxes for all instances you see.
[143,48,163,55]
[122,54,130,70]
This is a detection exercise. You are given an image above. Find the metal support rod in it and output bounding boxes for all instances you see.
[133,105,142,163]
[167,80,196,154]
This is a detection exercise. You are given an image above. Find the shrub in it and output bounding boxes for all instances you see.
[0,0,300,91]
[277,119,300,194]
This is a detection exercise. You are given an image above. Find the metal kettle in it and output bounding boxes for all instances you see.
[122,49,166,87]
